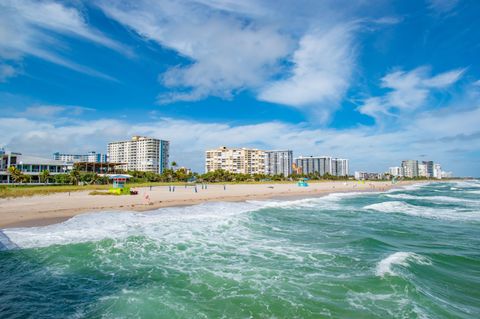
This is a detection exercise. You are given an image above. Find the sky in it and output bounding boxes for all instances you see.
[0,0,479,176]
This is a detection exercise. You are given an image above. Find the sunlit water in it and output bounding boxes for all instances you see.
[1,181,479,318]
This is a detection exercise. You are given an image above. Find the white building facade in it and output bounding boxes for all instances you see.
[332,158,349,177]
[53,151,107,163]
[108,136,169,173]
[294,156,349,177]
[401,160,419,178]
[433,164,442,179]
[264,150,293,176]
[1,152,68,184]
[389,166,404,177]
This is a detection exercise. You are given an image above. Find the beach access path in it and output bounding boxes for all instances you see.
[0,180,420,228]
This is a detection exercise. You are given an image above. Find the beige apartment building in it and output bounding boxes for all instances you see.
[205,147,266,174]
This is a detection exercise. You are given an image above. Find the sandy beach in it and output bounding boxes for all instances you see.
[0,180,422,228]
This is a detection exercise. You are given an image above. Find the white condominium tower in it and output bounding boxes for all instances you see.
[108,136,169,173]
[401,160,419,178]
[332,158,349,177]
[433,163,442,179]
[294,156,349,177]
[205,147,265,174]
[294,156,332,176]
[264,150,293,176]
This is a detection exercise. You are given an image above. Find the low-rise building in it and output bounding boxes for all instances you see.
[1,152,68,184]
[389,166,404,177]
[354,171,384,180]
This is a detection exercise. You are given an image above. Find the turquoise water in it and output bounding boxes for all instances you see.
[1,181,479,318]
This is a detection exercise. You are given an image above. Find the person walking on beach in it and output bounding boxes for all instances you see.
[144,193,151,205]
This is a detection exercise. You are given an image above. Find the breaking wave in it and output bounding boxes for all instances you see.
[376,252,431,277]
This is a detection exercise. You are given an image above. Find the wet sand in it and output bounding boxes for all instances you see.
[0,181,420,228]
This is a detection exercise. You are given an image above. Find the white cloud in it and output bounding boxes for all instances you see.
[18,105,95,118]
[427,0,459,14]
[358,66,465,119]
[2,106,479,176]
[258,25,356,120]
[0,0,130,81]
[98,0,292,103]
[0,63,17,82]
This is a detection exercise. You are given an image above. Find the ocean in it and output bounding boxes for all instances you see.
[1,181,479,318]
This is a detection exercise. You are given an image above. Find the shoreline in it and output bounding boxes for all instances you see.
[0,180,431,229]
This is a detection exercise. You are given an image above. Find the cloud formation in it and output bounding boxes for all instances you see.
[358,66,465,120]
[0,0,129,81]
[2,105,479,176]
[98,0,293,103]
[258,24,356,120]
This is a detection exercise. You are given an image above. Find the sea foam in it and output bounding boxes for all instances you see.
[376,252,431,277]
[2,201,263,249]
[364,201,480,221]
[386,194,480,205]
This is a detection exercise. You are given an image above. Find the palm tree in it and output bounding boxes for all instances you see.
[70,169,80,185]
[40,170,50,185]
[8,166,25,184]
[171,161,178,171]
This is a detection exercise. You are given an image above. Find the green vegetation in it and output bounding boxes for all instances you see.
[0,168,353,199]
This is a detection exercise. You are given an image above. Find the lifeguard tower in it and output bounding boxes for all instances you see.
[297,178,309,187]
[109,174,131,195]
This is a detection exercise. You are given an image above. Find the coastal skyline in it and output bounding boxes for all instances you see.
[1,1,479,176]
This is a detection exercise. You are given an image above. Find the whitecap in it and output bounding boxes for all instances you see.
[376,252,431,277]
[386,194,479,206]
[2,201,264,249]
[364,201,480,221]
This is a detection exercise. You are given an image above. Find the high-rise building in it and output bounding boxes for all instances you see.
[294,156,332,176]
[389,166,404,177]
[294,156,349,176]
[332,158,349,176]
[264,150,293,176]
[401,160,419,178]
[418,163,427,177]
[108,136,169,173]
[422,161,434,177]
[205,147,265,174]
[433,163,442,179]
[53,151,107,163]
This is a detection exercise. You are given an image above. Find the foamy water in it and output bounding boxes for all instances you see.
[1,180,479,318]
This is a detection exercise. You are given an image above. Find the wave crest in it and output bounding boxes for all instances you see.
[376,252,431,277]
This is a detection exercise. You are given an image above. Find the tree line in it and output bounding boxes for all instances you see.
[6,166,351,185]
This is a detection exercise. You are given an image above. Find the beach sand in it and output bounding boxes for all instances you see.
[0,181,420,228]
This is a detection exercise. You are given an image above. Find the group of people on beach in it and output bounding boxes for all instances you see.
[142,183,227,205]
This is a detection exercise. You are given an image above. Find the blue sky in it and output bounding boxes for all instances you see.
[1,0,479,176]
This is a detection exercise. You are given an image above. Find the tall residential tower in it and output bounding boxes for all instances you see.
[264,150,293,176]
[205,147,265,174]
[108,136,169,173]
